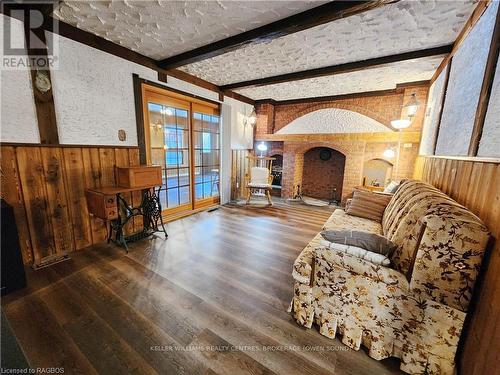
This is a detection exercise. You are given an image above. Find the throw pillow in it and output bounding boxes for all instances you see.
[319,240,391,266]
[384,180,400,194]
[346,189,392,222]
[321,229,398,257]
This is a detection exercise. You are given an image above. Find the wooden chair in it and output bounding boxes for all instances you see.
[245,156,275,205]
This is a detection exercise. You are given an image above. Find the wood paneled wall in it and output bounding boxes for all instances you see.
[0,144,140,267]
[231,149,250,200]
[414,156,500,375]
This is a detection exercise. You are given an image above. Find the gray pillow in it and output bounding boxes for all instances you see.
[321,229,397,257]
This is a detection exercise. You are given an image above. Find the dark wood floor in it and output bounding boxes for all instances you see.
[2,201,402,374]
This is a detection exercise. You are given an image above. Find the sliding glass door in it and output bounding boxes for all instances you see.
[142,84,220,217]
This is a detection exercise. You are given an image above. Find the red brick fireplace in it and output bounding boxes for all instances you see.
[254,83,429,204]
[301,147,345,201]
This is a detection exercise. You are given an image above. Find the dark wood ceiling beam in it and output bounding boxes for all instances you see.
[0,6,255,105]
[220,45,452,91]
[254,80,430,106]
[157,0,397,69]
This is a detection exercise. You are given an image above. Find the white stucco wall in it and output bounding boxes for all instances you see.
[225,97,254,150]
[0,15,40,143]
[478,58,500,157]
[276,108,391,134]
[46,32,225,146]
[435,0,499,156]
[419,65,448,156]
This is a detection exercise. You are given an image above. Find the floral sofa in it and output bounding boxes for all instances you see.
[289,180,490,374]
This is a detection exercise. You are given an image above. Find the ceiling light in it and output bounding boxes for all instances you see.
[383,149,395,158]
[391,119,411,129]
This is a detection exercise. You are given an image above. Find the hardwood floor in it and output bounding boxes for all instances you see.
[2,201,402,374]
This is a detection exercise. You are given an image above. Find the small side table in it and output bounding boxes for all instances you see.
[85,185,168,252]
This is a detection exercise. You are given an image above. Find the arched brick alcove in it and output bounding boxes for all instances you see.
[281,141,364,203]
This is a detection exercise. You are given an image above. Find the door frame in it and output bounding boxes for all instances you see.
[139,81,221,217]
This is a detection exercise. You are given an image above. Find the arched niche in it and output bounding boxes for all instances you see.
[301,147,346,201]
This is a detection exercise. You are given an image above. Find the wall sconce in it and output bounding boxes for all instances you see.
[257,142,268,156]
[383,148,395,158]
[390,119,411,129]
[244,107,257,128]
[391,93,420,130]
[404,93,420,118]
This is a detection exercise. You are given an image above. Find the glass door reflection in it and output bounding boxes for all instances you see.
[148,102,191,213]
[193,112,220,206]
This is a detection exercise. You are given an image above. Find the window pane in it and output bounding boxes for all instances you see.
[165,150,182,167]
[176,109,188,130]
[202,150,219,166]
[193,131,203,149]
[193,113,202,131]
[178,168,190,186]
[194,149,202,167]
[202,114,212,132]
[177,129,190,149]
[179,186,190,205]
[202,166,217,183]
[164,126,178,149]
[167,188,180,208]
[166,169,179,188]
[209,115,220,133]
[194,183,203,199]
[159,184,167,209]
[194,167,202,184]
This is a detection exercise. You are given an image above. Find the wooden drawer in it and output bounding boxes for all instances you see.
[86,190,118,221]
[104,195,116,208]
[116,165,162,188]
[104,207,118,220]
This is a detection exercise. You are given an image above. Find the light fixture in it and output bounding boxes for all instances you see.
[390,119,411,129]
[257,142,268,156]
[383,148,395,158]
[245,107,257,127]
[404,93,420,118]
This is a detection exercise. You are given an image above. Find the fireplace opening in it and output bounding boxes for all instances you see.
[302,147,346,202]
[270,154,283,196]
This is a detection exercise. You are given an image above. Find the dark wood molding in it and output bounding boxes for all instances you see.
[220,45,452,90]
[0,142,139,149]
[132,74,147,165]
[23,21,59,144]
[468,3,500,156]
[395,80,431,89]
[431,0,491,84]
[256,87,402,106]
[432,62,452,155]
[157,0,397,69]
[1,7,255,105]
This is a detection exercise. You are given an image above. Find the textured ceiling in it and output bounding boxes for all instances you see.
[53,0,326,60]
[276,108,391,134]
[235,55,444,101]
[180,0,477,85]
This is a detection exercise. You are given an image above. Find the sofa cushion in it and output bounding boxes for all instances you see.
[321,229,397,257]
[319,239,391,266]
[323,209,382,234]
[346,190,392,222]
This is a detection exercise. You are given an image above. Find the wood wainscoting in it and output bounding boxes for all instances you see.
[414,156,499,375]
[0,144,141,267]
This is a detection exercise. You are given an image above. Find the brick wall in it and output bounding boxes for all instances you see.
[301,147,346,200]
[253,84,427,203]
